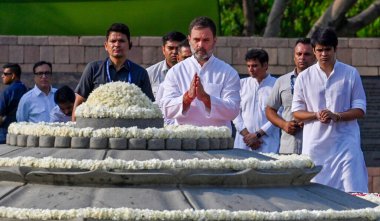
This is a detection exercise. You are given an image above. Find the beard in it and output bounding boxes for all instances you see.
[191,46,213,62]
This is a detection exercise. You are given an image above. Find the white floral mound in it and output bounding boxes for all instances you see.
[75,82,162,119]
[0,154,315,171]
[8,122,231,139]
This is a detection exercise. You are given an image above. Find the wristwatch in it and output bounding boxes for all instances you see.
[255,131,262,138]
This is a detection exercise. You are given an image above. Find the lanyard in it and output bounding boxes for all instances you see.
[290,75,296,95]
[106,59,131,83]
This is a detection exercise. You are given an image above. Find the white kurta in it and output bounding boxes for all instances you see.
[233,75,280,153]
[292,60,368,193]
[161,55,240,128]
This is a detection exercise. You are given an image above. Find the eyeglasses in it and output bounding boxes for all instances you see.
[2,72,13,76]
[34,71,52,77]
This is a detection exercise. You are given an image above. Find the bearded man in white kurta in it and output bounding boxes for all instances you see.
[233,49,279,153]
[161,17,240,129]
[292,28,368,193]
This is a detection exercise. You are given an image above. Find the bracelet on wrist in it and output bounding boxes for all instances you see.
[183,91,195,105]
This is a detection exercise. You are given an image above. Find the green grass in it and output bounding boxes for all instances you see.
[0,0,220,36]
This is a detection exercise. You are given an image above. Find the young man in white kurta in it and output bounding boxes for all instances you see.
[233,75,279,152]
[161,17,240,129]
[233,49,279,153]
[292,28,367,193]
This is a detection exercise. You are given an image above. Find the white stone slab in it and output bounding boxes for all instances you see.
[0,145,23,156]
[181,184,377,211]
[0,147,106,160]
[0,181,24,199]
[0,184,190,211]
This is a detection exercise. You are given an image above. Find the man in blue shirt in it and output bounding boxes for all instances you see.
[17,61,57,123]
[0,63,27,143]
[73,23,154,120]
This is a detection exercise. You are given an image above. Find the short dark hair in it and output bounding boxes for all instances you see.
[2,63,21,78]
[245,49,269,65]
[188,16,217,36]
[162,31,186,46]
[178,39,190,50]
[33,61,52,74]
[54,85,75,104]
[295,38,311,46]
[311,27,338,49]
[106,23,131,44]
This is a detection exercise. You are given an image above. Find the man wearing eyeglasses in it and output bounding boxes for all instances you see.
[0,63,27,143]
[265,38,315,154]
[16,61,57,123]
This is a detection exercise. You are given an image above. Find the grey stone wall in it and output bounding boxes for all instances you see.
[1,36,380,80]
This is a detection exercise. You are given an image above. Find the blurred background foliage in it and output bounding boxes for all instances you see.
[219,0,380,37]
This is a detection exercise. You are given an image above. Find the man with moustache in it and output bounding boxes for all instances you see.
[17,61,57,123]
[147,31,186,99]
[73,23,154,120]
[161,16,240,128]
[265,38,315,154]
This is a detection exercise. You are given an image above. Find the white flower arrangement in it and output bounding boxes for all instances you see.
[0,155,314,171]
[75,82,162,119]
[8,123,231,139]
[0,206,379,220]
[8,122,93,137]
[353,193,380,205]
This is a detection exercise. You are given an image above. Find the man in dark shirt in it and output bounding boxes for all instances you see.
[73,23,154,120]
[0,63,27,143]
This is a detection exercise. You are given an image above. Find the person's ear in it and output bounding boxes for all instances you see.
[129,41,133,50]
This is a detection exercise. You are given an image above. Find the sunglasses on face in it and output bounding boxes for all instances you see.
[2,72,13,76]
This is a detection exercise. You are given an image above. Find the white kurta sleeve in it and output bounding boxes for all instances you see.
[351,69,366,113]
[233,109,245,133]
[291,76,306,112]
[161,69,187,119]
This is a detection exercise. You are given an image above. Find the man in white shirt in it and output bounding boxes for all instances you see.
[161,16,240,129]
[292,28,368,193]
[17,61,57,123]
[50,85,75,123]
[233,49,279,153]
[147,31,186,99]
[266,38,315,154]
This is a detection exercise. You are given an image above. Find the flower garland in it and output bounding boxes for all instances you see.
[75,82,162,119]
[0,154,314,171]
[352,193,380,205]
[0,206,378,220]
[8,123,231,139]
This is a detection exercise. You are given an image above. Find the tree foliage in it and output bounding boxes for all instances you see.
[219,0,380,37]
